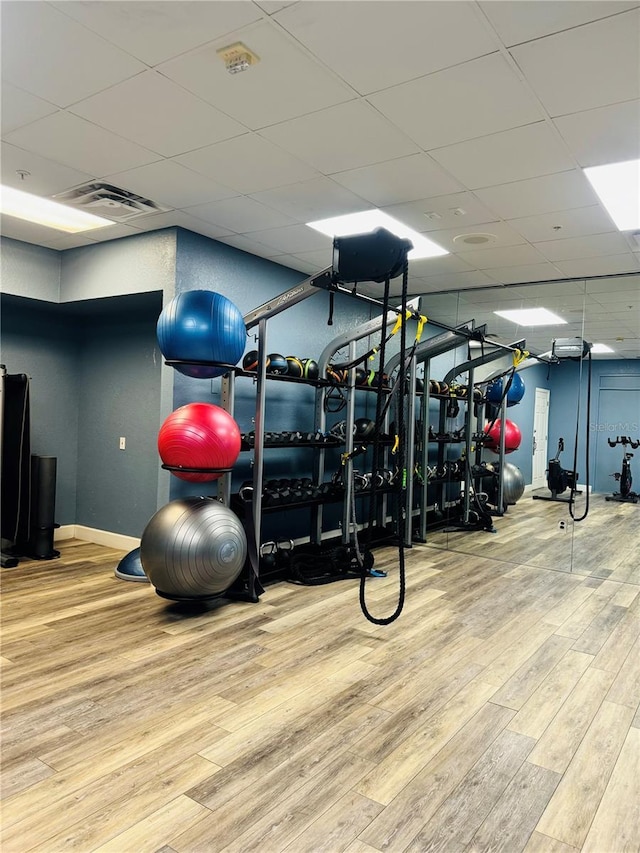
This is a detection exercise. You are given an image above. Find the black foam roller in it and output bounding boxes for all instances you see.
[28,455,60,560]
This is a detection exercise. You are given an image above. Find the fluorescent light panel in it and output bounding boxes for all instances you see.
[583,159,640,231]
[306,209,448,260]
[494,307,567,326]
[591,343,614,353]
[0,185,113,233]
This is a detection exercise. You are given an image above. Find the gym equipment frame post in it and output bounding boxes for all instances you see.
[418,357,431,543]
[385,328,470,542]
[341,340,358,545]
[496,394,507,514]
[312,308,401,545]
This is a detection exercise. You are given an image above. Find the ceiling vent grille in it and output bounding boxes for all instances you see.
[53,182,171,222]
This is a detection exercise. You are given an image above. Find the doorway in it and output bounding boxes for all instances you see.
[532,387,550,489]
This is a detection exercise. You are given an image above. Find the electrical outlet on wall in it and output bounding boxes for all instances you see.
[119,437,126,450]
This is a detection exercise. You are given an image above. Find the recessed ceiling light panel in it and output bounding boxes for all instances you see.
[584,159,640,231]
[494,307,567,326]
[591,343,614,354]
[307,209,448,260]
[0,184,113,233]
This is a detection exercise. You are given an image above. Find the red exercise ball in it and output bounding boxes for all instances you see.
[484,418,522,455]
[158,403,241,482]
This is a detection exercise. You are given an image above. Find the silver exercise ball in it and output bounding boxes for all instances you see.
[502,462,526,505]
[140,498,247,600]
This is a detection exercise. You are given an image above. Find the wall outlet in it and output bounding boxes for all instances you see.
[119,437,126,450]
[558,519,567,531]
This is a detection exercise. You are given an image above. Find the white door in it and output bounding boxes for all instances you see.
[532,388,550,489]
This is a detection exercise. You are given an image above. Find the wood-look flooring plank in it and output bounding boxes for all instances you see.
[581,725,640,853]
[466,761,561,853]
[403,729,534,852]
[479,620,558,688]
[358,702,515,851]
[590,609,640,674]
[527,666,615,773]
[92,795,211,853]
[0,756,56,800]
[507,650,593,740]
[280,791,383,853]
[490,635,574,711]
[523,832,579,853]
[606,636,640,709]
[571,602,627,655]
[535,700,635,849]
[344,841,383,853]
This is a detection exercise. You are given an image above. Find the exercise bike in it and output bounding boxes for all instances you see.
[533,437,581,503]
[605,436,639,504]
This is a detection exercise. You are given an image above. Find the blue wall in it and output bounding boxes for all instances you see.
[547,358,640,493]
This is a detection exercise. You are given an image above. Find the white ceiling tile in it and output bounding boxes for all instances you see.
[254,1,298,13]
[0,214,72,246]
[105,160,237,210]
[474,171,600,219]
[274,0,499,95]
[330,154,463,207]
[52,1,264,66]
[174,134,319,195]
[509,206,617,244]
[430,123,575,189]
[1,83,58,134]
[128,210,235,240]
[457,244,547,269]
[369,53,544,150]
[384,191,500,233]
[411,270,499,290]
[586,274,640,294]
[510,11,640,117]
[1,142,93,196]
[240,225,332,255]
[83,223,147,243]
[4,112,161,176]
[554,100,640,167]
[480,1,638,46]
[158,20,355,130]
[38,233,97,251]
[70,71,246,158]
[554,254,640,277]
[249,177,369,221]
[259,101,419,174]
[216,234,284,259]
[289,248,334,270]
[535,232,631,262]
[0,1,145,107]
[270,254,317,274]
[418,221,526,254]
[408,254,476,277]
[182,195,296,232]
[482,262,565,284]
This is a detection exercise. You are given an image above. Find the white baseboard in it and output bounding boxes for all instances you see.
[55,524,140,551]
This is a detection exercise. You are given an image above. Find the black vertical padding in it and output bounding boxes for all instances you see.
[1,372,32,558]
[28,455,60,560]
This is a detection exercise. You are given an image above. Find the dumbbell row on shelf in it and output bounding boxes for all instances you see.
[238,470,396,507]
[241,430,344,447]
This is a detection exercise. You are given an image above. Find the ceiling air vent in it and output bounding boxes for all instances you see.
[53,182,171,223]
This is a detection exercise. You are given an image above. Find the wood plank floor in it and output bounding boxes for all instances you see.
[1,496,639,852]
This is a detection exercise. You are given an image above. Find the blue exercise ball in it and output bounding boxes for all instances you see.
[157,290,246,379]
[486,372,525,407]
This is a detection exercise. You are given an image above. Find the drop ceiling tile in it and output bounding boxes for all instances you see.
[430,123,575,189]
[585,273,640,293]
[249,176,369,222]
[158,20,355,130]
[260,101,419,174]
[482,262,565,284]
[216,234,284,259]
[418,220,527,254]
[0,1,145,108]
[330,154,463,207]
[479,1,638,46]
[510,11,640,117]
[289,248,334,270]
[105,160,237,210]
[182,195,296,232]
[474,171,600,219]
[554,100,640,167]
[408,254,476,277]
[411,270,499,289]
[1,142,93,196]
[369,53,544,151]
[51,1,264,66]
[509,206,617,243]
[554,254,640,277]
[241,225,332,255]
[384,192,499,234]
[127,210,235,240]
[535,232,631,262]
[255,1,298,13]
[174,134,319,195]
[457,244,547,269]
[0,214,72,246]
[274,0,499,94]
[1,83,58,134]
[271,255,318,274]
[70,71,246,158]
[5,112,161,176]
[38,233,97,251]
[83,223,148,243]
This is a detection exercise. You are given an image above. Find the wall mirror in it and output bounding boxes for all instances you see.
[416,273,640,581]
